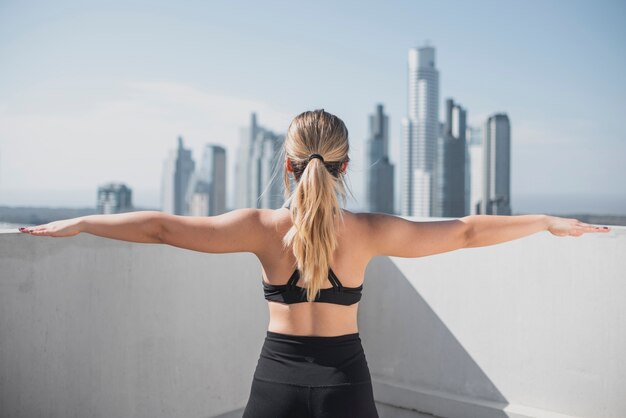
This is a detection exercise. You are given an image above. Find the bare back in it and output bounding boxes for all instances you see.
[256,207,372,337]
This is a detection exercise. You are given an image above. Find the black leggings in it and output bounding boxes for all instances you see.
[242,331,379,418]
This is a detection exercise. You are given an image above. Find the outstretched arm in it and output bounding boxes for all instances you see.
[19,211,162,243]
[465,214,611,248]
[361,212,611,258]
[19,208,266,255]
[465,214,547,248]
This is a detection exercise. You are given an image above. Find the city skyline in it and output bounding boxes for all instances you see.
[1,1,625,215]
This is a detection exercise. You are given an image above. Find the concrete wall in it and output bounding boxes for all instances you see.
[0,233,268,418]
[1,223,625,418]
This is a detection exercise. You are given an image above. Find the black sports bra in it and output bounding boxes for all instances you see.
[262,268,363,306]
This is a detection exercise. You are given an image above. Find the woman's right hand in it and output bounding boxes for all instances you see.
[547,216,611,237]
[19,218,82,238]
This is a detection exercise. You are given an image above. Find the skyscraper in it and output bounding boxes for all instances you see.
[97,182,133,214]
[433,98,467,217]
[401,45,439,217]
[161,136,195,215]
[480,114,512,215]
[366,104,394,214]
[235,113,285,209]
[186,144,227,216]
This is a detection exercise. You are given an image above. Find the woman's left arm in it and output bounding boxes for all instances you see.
[464,214,611,248]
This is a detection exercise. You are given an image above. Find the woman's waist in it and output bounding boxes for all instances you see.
[267,317,358,338]
[265,330,361,346]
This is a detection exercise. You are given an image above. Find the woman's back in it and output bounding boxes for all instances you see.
[257,206,371,337]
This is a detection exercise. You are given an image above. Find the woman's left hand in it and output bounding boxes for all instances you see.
[547,216,611,237]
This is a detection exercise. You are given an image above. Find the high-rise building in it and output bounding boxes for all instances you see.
[186,144,227,216]
[97,182,133,214]
[161,136,195,215]
[467,126,483,215]
[433,98,467,217]
[480,114,512,215]
[235,113,285,209]
[365,104,395,214]
[401,45,439,217]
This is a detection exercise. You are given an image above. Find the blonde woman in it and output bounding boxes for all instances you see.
[20,109,611,417]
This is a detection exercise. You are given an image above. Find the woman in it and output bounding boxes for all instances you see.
[19,109,610,417]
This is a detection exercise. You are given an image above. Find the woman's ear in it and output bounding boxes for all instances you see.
[341,161,348,173]
[286,158,293,172]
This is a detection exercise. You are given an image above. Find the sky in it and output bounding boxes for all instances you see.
[1,0,625,214]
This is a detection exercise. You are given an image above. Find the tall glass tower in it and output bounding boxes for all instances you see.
[401,45,439,217]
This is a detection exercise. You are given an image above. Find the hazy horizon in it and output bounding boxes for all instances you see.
[1,188,625,217]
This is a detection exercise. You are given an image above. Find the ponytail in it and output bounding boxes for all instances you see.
[281,110,352,302]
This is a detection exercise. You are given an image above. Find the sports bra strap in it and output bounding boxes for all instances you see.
[286,270,300,289]
[328,268,343,290]
[285,268,344,290]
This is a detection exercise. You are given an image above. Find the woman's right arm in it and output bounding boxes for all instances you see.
[20,211,164,243]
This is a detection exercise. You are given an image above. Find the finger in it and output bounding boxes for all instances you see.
[580,225,610,233]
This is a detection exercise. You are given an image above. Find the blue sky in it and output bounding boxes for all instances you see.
[1,0,625,214]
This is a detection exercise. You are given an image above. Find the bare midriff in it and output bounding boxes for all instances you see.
[267,301,359,337]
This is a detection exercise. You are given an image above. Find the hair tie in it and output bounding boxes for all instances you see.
[308,153,324,163]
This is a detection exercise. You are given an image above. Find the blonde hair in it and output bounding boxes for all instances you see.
[279,109,353,302]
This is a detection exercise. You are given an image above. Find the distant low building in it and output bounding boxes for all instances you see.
[97,183,133,214]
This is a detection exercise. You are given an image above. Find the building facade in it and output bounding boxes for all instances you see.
[365,104,395,214]
[433,98,467,218]
[186,144,227,216]
[235,113,285,209]
[161,136,195,215]
[467,126,483,215]
[480,113,512,215]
